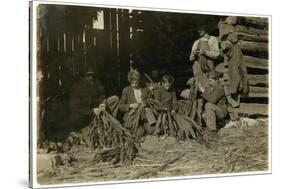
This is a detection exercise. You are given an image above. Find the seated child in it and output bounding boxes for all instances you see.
[153,74,178,137]
[154,74,178,112]
[119,70,157,137]
[153,74,202,140]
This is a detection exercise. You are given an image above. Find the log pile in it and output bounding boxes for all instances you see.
[218,16,269,116]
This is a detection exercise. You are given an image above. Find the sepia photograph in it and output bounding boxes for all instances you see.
[29,1,271,187]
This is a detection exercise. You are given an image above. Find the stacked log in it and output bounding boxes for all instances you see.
[218,16,269,116]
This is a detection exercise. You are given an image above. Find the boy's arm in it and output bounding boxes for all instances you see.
[190,40,199,61]
[119,88,130,112]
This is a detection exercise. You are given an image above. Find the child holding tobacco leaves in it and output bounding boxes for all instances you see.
[119,70,157,139]
[153,74,202,141]
[153,74,178,139]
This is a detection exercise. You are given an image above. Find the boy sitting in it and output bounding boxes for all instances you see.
[153,74,178,138]
[153,74,202,141]
[119,70,157,138]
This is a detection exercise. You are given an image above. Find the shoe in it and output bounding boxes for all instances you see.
[179,140,185,144]
[227,96,240,108]
[160,134,168,140]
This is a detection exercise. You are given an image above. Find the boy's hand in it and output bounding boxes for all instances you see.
[209,79,217,86]
[198,49,206,55]
[129,103,139,109]
[171,109,176,114]
[147,83,155,91]
[93,108,101,115]
[190,53,196,61]
[99,103,106,111]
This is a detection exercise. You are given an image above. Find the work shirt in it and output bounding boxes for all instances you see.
[133,88,143,103]
[119,86,150,113]
[190,35,220,61]
[154,87,178,111]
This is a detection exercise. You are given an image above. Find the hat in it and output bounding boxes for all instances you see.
[221,40,233,51]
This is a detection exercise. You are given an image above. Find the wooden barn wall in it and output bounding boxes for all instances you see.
[37,8,131,141]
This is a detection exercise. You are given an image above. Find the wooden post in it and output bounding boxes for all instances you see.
[63,33,66,52]
[83,28,87,66]
[57,36,60,52]
[71,37,74,52]
[46,36,49,52]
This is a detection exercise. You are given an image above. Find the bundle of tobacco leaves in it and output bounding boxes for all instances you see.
[127,98,203,141]
[123,103,157,137]
[84,111,132,149]
[153,110,202,140]
[83,111,138,165]
[153,111,178,137]
[93,137,138,165]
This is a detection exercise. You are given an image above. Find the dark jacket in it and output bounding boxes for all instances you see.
[119,86,150,112]
[69,78,106,129]
[154,87,178,111]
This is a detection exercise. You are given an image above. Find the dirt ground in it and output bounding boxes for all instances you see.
[37,118,269,185]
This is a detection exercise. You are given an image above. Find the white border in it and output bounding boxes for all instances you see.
[29,0,272,188]
[30,1,38,188]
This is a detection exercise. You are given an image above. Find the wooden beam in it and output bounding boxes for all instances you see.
[248,86,268,98]
[237,25,268,35]
[248,74,268,86]
[243,55,268,69]
[235,32,268,42]
[241,17,269,27]
[219,23,268,39]
[239,41,268,52]
[232,103,268,115]
[249,86,268,93]
[248,93,268,98]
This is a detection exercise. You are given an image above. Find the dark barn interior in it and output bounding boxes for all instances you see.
[37,5,223,142]
[37,5,268,143]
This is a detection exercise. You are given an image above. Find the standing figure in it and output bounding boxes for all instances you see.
[189,26,220,92]
[219,39,248,108]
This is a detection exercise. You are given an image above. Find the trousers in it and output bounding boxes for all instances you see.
[205,102,227,131]
[192,61,215,91]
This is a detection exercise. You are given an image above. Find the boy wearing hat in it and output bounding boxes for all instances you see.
[189,26,220,92]
[69,67,119,131]
[201,73,228,132]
